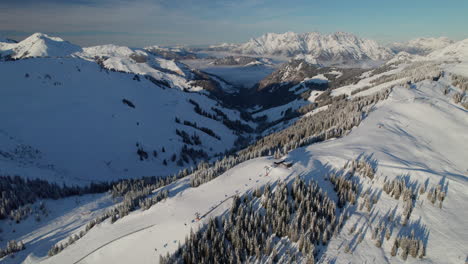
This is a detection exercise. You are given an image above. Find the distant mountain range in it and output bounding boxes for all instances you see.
[1,30,468,264]
[206,32,394,65]
[204,32,458,66]
[389,37,455,55]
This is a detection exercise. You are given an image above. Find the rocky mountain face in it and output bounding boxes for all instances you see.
[220,32,394,64]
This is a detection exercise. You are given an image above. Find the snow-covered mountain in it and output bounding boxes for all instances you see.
[1,33,467,264]
[76,44,238,94]
[0,33,82,59]
[210,56,272,66]
[250,58,365,110]
[426,38,468,61]
[144,45,197,60]
[0,33,236,94]
[389,37,454,55]
[0,33,255,184]
[206,42,240,52]
[223,32,394,64]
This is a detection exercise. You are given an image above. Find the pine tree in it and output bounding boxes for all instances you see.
[344,243,350,253]
[385,227,391,240]
[391,239,398,256]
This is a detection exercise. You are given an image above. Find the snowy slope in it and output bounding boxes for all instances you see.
[424,39,468,78]
[0,57,249,184]
[426,39,468,63]
[291,81,468,264]
[0,193,114,264]
[332,38,468,98]
[0,33,82,59]
[231,32,394,64]
[2,36,467,264]
[1,33,238,94]
[30,78,468,264]
[144,46,197,60]
[390,37,454,55]
[76,45,198,91]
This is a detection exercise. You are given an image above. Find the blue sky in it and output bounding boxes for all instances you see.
[1,0,467,47]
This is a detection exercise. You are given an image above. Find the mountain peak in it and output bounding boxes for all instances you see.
[0,32,82,59]
[230,31,393,65]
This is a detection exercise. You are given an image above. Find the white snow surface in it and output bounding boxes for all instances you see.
[390,37,455,55]
[426,39,468,63]
[232,31,394,62]
[0,57,246,184]
[76,45,202,91]
[0,33,82,59]
[18,79,468,264]
[387,51,422,65]
[1,33,236,93]
[2,35,468,264]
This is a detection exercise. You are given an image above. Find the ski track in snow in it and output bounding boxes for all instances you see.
[1,35,468,264]
[7,80,465,264]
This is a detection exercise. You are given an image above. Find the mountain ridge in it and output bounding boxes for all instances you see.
[205,31,394,65]
[389,37,454,55]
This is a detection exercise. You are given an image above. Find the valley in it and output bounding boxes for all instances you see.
[0,31,467,264]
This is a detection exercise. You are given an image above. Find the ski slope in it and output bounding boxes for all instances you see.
[1,35,467,264]
[18,78,466,264]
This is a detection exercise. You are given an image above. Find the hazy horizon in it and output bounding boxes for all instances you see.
[1,0,467,47]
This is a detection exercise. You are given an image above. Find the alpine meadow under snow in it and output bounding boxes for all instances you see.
[0,28,467,264]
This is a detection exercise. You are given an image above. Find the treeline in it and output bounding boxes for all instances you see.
[451,73,468,92]
[0,175,110,221]
[176,128,203,145]
[48,176,174,257]
[49,189,169,256]
[177,119,221,140]
[329,158,376,209]
[161,177,347,263]
[370,62,442,87]
[188,99,219,121]
[190,88,392,187]
[0,240,25,259]
[328,159,427,261]
[179,145,209,166]
[187,99,254,135]
[391,233,425,260]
